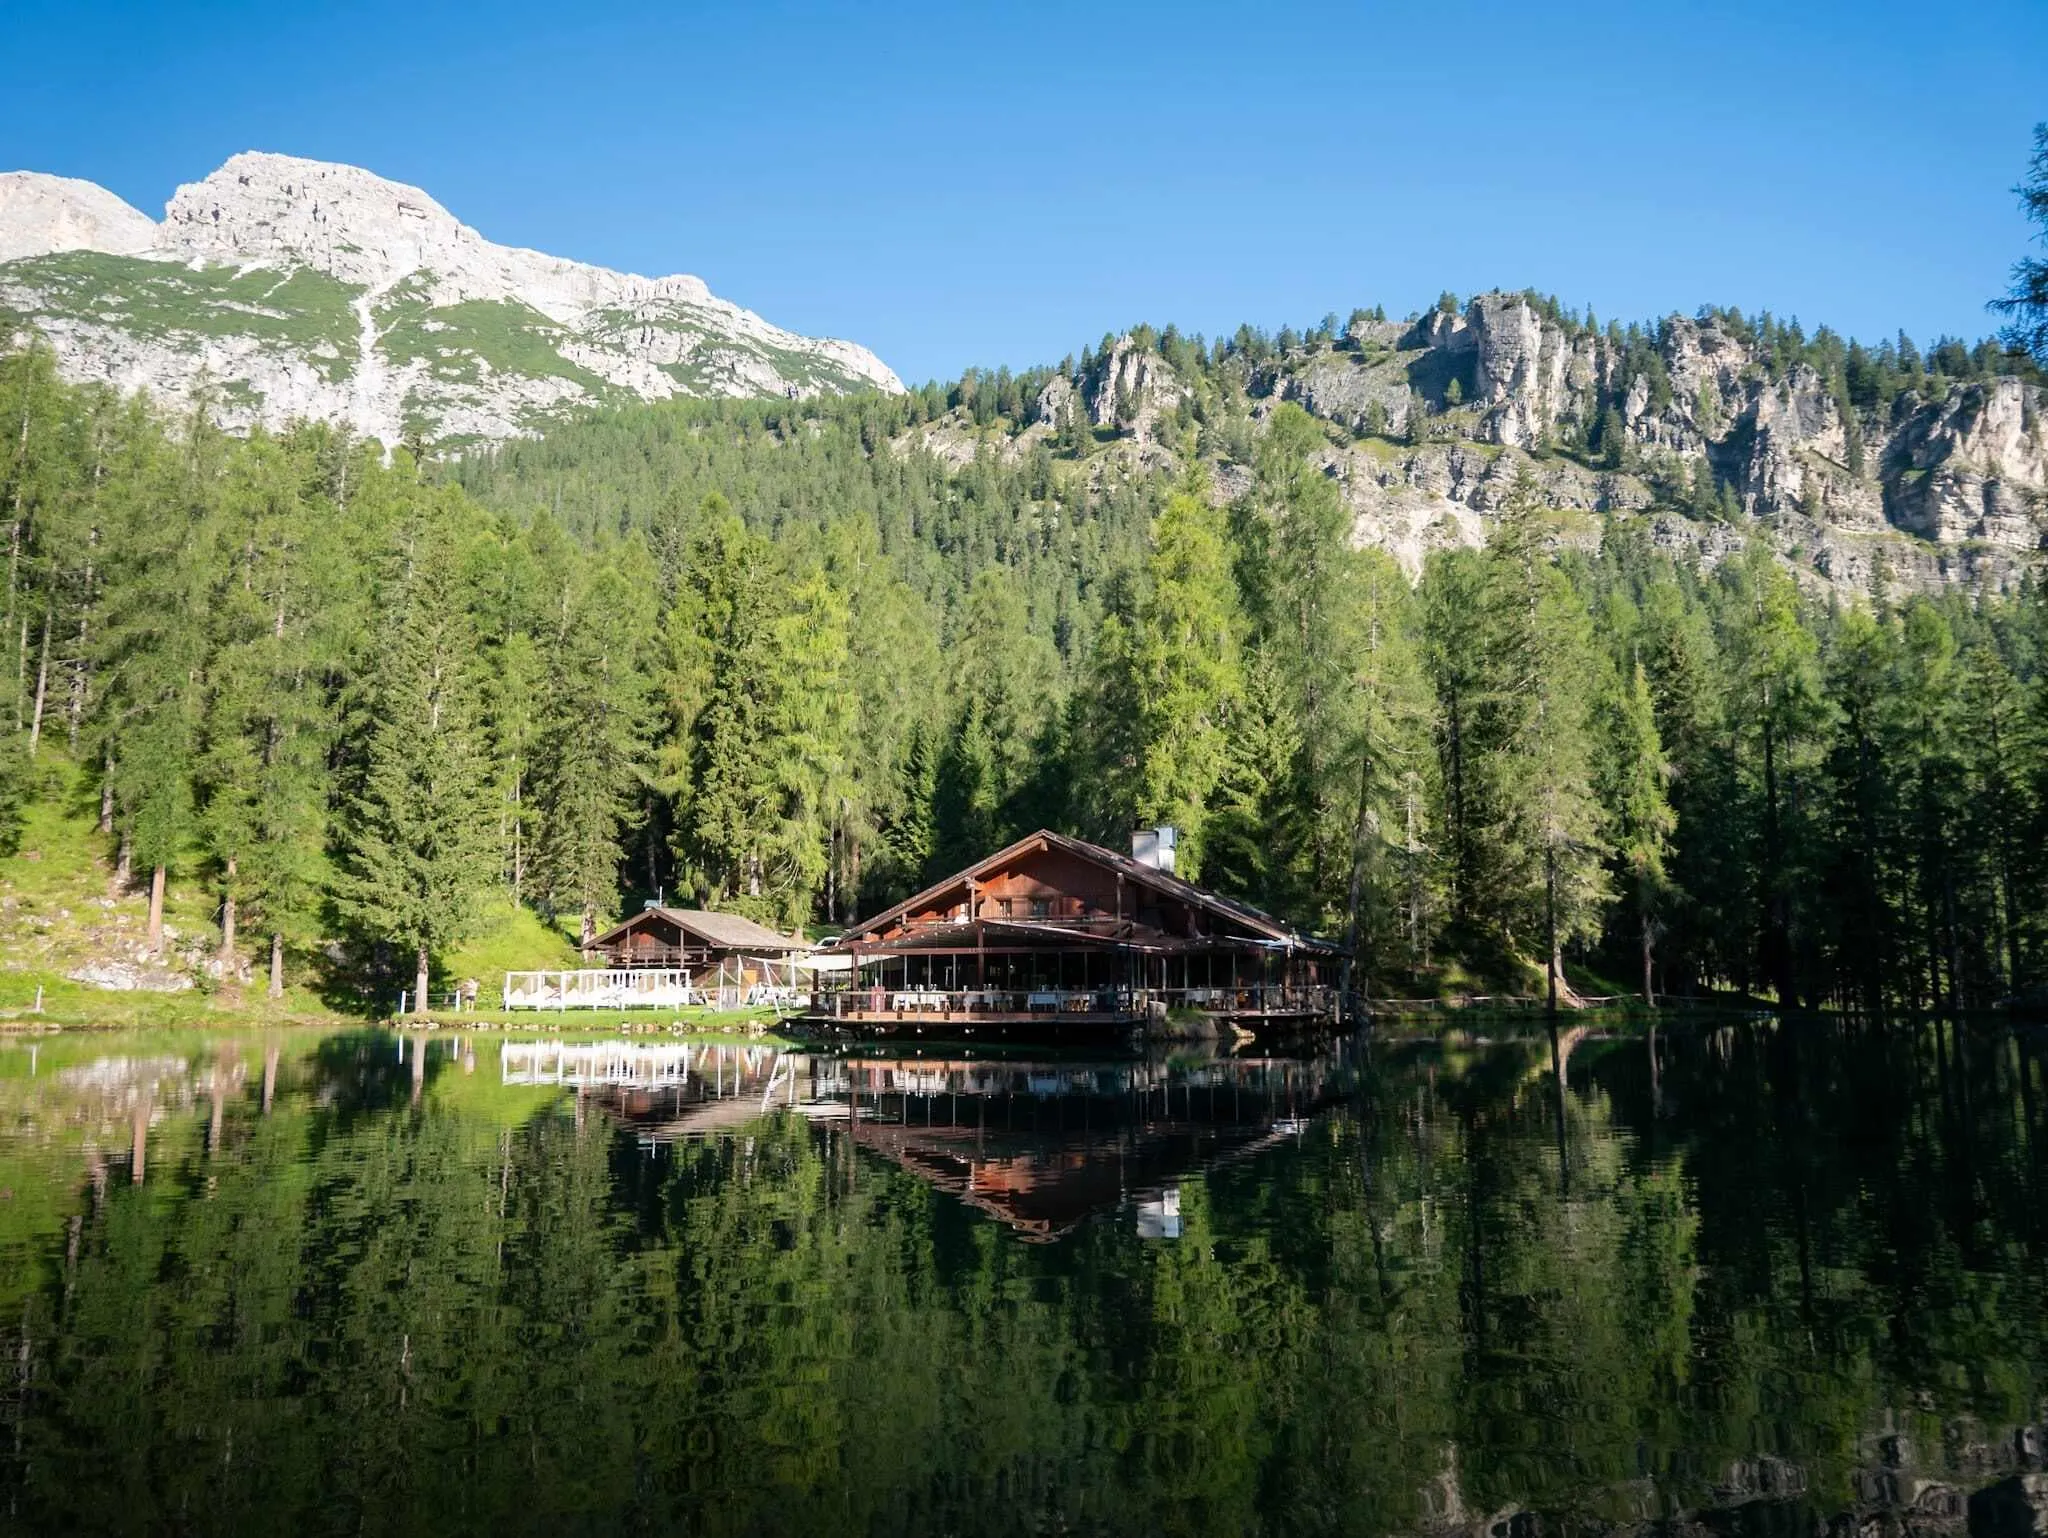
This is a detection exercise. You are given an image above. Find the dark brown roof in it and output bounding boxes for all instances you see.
[833,830,1339,954]
[592,907,807,953]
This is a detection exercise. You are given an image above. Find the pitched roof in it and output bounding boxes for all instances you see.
[593,907,807,952]
[833,830,1339,954]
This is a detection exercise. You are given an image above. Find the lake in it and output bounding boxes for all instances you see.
[1,1019,2045,1536]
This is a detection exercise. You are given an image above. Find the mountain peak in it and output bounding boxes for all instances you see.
[0,172,156,264]
[0,152,900,445]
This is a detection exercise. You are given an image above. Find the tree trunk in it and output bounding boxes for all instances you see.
[115,829,131,885]
[146,864,166,955]
[580,905,596,952]
[26,608,49,757]
[1544,849,1559,1018]
[826,818,838,925]
[219,856,237,970]
[1640,875,1656,1009]
[1340,741,1374,1016]
[268,931,284,1000]
[99,748,114,835]
[67,558,92,752]
[1760,716,1795,1008]
[414,944,431,1016]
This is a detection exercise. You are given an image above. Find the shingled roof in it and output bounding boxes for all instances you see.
[833,829,1338,954]
[591,907,807,953]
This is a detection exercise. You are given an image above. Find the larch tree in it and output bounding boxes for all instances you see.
[1204,645,1306,916]
[1957,644,2034,993]
[198,431,348,991]
[95,399,223,954]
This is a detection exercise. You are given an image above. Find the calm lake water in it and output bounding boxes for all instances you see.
[1,1019,2045,1536]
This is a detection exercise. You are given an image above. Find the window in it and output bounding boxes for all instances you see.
[997,898,1013,918]
[1029,898,1051,919]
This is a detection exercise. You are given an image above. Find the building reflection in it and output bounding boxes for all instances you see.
[522,1038,1364,1241]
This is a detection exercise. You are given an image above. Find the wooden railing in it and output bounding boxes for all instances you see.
[808,985,1338,1020]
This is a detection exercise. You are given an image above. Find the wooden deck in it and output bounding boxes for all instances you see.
[805,986,1339,1030]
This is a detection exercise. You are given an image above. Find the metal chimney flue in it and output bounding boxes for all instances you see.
[1131,826,1178,874]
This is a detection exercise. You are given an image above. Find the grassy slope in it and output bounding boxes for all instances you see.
[0,771,783,1033]
[0,252,363,382]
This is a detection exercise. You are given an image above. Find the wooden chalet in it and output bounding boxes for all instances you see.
[809,828,1341,1030]
[587,906,808,997]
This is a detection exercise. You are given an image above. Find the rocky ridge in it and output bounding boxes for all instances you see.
[0,152,901,445]
[991,295,2048,594]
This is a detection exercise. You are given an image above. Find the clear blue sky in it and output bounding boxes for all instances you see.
[4,0,2045,384]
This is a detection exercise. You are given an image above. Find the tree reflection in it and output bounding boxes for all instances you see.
[0,1019,2042,1536]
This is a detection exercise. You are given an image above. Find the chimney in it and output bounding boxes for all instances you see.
[1131,826,1178,874]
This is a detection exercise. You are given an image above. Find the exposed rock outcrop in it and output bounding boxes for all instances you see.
[1085,335,1186,441]
[0,171,156,263]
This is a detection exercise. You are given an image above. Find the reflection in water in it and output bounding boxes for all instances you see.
[0,1018,2044,1536]
[528,1040,1361,1241]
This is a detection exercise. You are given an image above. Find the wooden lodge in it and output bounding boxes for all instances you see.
[585,906,809,1002]
[808,828,1341,1030]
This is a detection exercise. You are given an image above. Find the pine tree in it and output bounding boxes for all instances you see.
[336,508,497,1012]
[1992,122,2048,363]
[533,544,657,947]
[1598,658,1675,1003]
[1129,490,1241,877]
[1205,645,1304,915]
[1720,543,1826,1007]
[1957,644,2034,993]
[671,515,785,912]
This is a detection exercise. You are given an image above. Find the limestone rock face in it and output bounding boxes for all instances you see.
[1085,336,1185,441]
[1370,292,2048,589]
[1033,372,1076,428]
[1470,293,1568,449]
[1887,378,2048,545]
[0,172,157,263]
[0,151,901,446]
[1054,289,2047,596]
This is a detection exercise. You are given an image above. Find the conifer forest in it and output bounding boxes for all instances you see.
[5,282,2048,1017]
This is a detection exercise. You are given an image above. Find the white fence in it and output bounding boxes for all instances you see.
[502,969,704,1011]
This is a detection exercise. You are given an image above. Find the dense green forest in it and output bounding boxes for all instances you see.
[3,309,2048,1014]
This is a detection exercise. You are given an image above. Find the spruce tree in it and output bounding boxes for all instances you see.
[1598,658,1675,1003]
[533,545,657,947]
[1129,490,1241,877]
[336,505,497,1012]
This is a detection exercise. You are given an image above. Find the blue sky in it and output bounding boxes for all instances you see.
[4,0,2045,384]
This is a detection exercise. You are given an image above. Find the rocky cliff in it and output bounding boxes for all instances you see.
[1018,294,2048,594]
[0,152,901,445]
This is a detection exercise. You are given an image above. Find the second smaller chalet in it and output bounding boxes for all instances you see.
[589,906,808,992]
